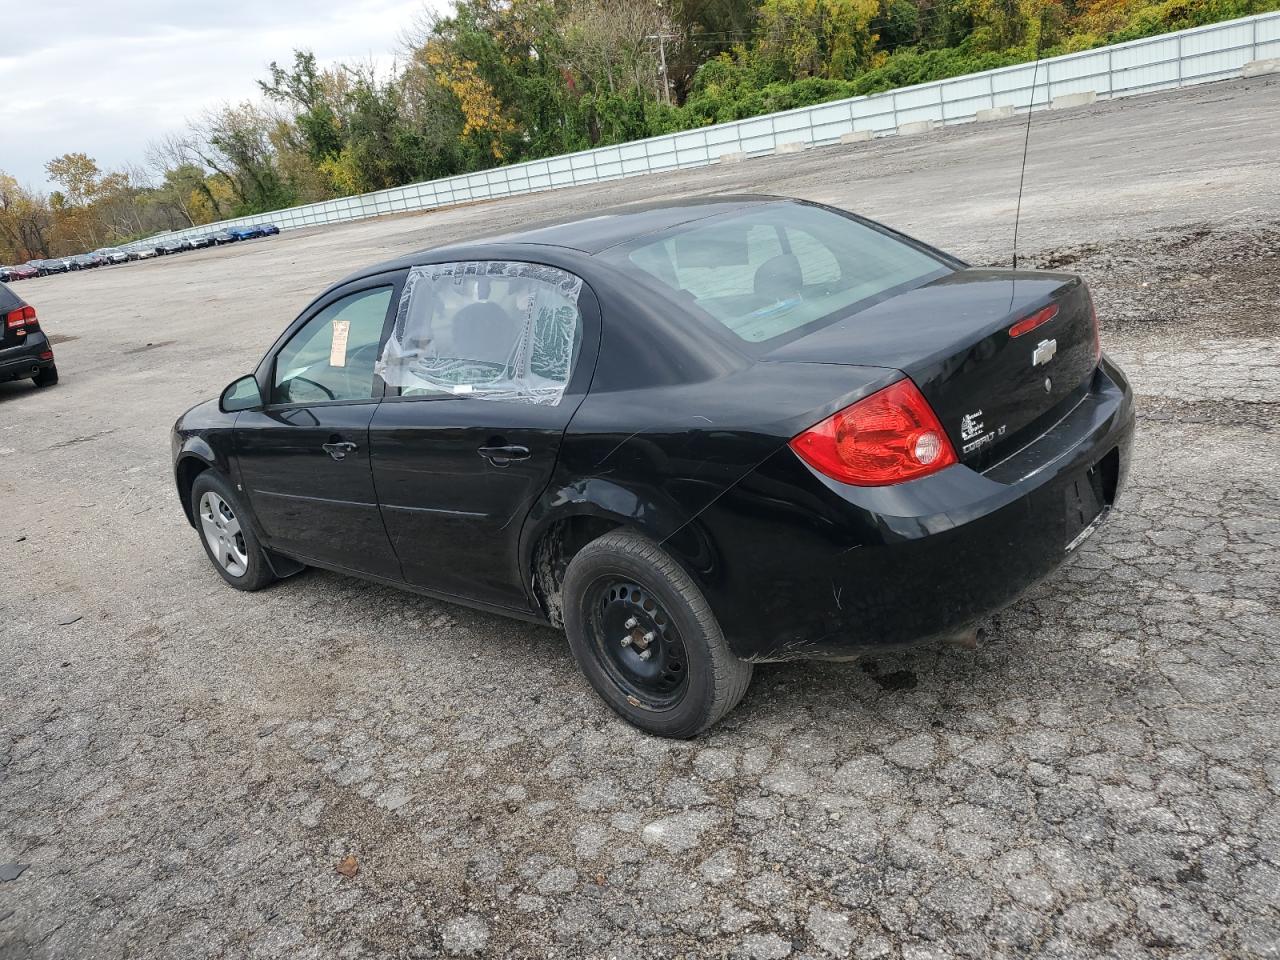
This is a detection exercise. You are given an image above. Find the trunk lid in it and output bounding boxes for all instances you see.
[763,269,1099,469]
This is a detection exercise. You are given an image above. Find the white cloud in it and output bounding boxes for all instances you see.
[0,0,441,190]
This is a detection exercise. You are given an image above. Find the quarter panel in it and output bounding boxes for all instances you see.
[519,360,901,613]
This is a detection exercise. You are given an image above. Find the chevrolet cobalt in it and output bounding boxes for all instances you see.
[172,197,1134,737]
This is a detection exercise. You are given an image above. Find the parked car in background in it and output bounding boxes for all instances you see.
[1,282,57,388]
[155,239,186,256]
[210,230,236,245]
[0,268,12,282]
[171,196,1134,737]
[37,259,70,276]
[98,248,132,265]
[7,264,38,281]
[190,235,216,249]
[256,223,281,236]
[227,225,264,241]
[133,246,158,259]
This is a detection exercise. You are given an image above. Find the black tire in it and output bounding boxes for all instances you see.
[32,364,58,387]
[562,530,753,738]
[189,470,277,591]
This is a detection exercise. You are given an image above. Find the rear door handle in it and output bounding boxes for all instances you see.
[478,444,531,466]
[322,440,358,461]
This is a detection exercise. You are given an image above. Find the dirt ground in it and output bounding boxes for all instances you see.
[1,77,1278,959]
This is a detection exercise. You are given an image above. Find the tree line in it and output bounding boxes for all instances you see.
[2,0,1271,263]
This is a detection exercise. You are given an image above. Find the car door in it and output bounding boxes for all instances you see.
[235,276,404,580]
[368,260,600,609]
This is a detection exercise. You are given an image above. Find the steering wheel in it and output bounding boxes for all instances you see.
[287,375,337,402]
[339,343,382,396]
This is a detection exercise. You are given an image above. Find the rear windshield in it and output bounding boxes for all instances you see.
[600,202,949,346]
[0,283,20,312]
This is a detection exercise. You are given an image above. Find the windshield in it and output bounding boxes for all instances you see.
[600,202,950,347]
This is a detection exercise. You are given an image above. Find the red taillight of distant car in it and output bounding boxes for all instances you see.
[789,379,958,486]
[5,305,37,329]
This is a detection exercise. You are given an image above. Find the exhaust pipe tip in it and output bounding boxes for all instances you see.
[941,625,986,650]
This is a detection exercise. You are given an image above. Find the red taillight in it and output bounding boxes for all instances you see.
[5,305,36,329]
[789,379,958,486]
[39,350,53,360]
[1008,304,1058,338]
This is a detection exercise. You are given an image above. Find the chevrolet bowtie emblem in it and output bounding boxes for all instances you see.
[1032,338,1057,366]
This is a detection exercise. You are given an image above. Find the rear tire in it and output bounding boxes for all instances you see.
[562,530,752,738]
[32,365,58,387]
[190,470,276,591]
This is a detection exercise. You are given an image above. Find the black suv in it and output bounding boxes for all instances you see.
[0,283,58,387]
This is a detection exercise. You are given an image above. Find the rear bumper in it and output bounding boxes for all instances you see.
[691,357,1136,661]
[0,334,54,382]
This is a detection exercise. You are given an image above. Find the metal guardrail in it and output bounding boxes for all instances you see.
[130,11,1280,249]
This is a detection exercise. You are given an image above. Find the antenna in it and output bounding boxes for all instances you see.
[1011,8,1049,271]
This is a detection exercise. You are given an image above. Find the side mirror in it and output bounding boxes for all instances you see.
[220,375,263,413]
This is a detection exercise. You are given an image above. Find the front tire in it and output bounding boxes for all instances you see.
[562,531,752,738]
[190,471,276,591]
[32,365,58,387]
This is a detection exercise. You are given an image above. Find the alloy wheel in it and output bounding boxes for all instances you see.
[199,491,249,577]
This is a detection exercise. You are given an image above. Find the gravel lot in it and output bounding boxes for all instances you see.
[2,76,1278,960]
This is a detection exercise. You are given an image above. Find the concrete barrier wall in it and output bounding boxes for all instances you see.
[131,11,1280,248]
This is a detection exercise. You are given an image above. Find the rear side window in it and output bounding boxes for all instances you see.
[376,261,584,406]
[603,203,948,345]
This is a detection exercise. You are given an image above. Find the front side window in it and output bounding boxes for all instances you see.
[603,202,949,346]
[376,261,584,406]
[272,286,393,404]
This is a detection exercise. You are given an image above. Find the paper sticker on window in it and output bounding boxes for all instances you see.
[330,319,350,367]
[375,261,583,406]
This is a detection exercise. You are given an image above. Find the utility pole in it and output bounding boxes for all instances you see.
[647,33,678,105]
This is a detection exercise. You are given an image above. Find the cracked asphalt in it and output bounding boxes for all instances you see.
[2,77,1278,959]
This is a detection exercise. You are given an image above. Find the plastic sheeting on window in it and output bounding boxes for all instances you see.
[375,260,583,406]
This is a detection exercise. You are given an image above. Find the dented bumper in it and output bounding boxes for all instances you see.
[685,357,1136,662]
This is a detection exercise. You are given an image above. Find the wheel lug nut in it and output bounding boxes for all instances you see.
[643,631,655,644]
[620,635,633,647]
[624,616,638,629]
[638,648,652,661]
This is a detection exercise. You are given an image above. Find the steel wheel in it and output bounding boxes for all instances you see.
[199,490,249,578]
[586,578,690,709]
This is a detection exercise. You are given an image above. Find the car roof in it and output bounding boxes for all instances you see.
[339,195,788,288]
[476,195,781,253]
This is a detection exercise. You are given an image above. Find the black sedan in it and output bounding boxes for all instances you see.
[171,197,1134,737]
[1,282,58,387]
[37,258,71,276]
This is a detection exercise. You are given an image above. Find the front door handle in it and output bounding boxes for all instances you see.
[478,444,531,466]
[322,440,358,461]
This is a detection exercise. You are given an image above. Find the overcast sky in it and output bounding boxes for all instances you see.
[0,0,442,191]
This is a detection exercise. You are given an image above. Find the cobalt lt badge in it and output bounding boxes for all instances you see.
[1032,338,1057,366]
